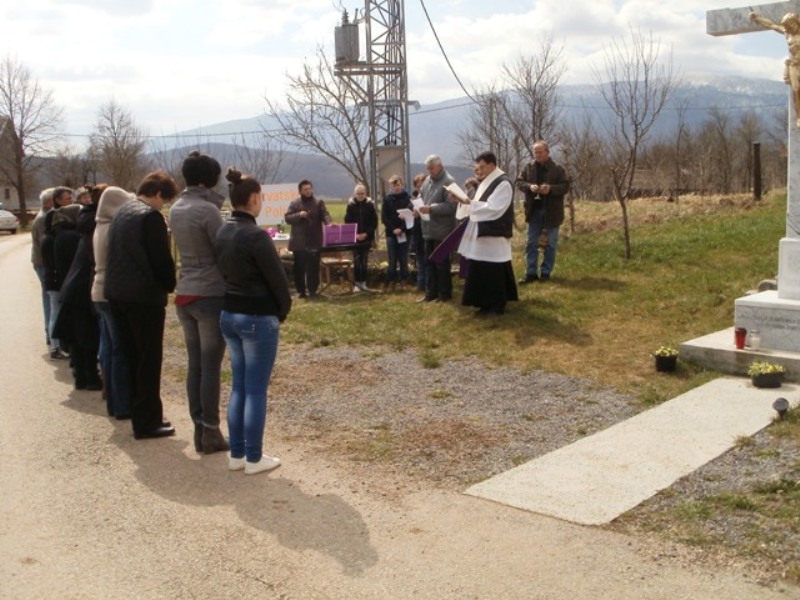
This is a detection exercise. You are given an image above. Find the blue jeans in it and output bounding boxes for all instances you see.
[33,265,51,345]
[525,208,560,278]
[424,239,452,300]
[176,298,226,428]
[220,311,280,463]
[95,301,132,418]
[47,290,62,350]
[414,238,427,290]
[385,236,408,283]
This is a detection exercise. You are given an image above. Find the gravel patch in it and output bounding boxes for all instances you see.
[268,345,639,488]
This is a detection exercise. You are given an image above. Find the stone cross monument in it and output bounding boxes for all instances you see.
[709,1,800,351]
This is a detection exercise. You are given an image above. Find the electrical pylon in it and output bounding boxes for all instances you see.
[334,1,411,198]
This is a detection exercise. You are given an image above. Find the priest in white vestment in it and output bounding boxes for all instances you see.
[456,151,519,315]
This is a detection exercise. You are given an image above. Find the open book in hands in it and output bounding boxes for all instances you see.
[444,183,470,203]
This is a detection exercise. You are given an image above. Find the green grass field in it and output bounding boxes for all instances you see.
[286,193,785,403]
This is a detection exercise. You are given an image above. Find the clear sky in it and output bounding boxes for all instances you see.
[0,0,791,142]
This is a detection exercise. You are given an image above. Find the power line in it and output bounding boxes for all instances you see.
[417,0,477,104]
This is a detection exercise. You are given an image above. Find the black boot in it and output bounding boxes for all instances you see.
[193,422,203,453]
[201,426,230,454]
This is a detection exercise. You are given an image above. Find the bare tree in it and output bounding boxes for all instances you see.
[459,37,566,178]
[670,95,691,201]
[500,35,566,157]
[146,136,188,188]
[562,114,605,199]
[593,27,678,258]
[265,47,369,189]
[561,114,604,231]
[230,132,286,185]
[90,99,149,189]
[736,111,762,194]
[698,106,734,194]
[764,107,788,190]
[458,85,524,176]
[0,55,62,225]
[48,145,99,188]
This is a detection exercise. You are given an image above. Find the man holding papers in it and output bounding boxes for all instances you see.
[417,154,456,302]
[455,151,518,316]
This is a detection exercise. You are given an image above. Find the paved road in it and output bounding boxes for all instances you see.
[0,232,796,599]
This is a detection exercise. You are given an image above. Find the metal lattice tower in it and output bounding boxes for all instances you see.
[335,1,410,198]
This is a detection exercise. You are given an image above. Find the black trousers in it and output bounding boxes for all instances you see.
[424,239,452,300]
[293,249,320,296]
[351,244,370,283]
[110,301,166,435]
[71,306,100,387]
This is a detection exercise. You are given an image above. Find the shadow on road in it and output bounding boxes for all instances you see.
[112,428,378,576]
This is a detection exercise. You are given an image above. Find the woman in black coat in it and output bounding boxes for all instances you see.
[344,183,378,291]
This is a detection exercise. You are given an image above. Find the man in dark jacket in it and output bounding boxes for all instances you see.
[516,141,570,283]
[41,186,74,359]
[284,179,331,299]
[31,188,54,350]
[105,171,178,440]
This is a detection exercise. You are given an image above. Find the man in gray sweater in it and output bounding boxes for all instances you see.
[417,154,456,302]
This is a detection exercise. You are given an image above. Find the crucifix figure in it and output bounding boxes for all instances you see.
[749,10,800,127]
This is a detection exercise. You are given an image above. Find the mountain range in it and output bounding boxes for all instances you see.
[151,75,789,198]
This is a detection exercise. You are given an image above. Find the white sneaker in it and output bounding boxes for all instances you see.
[244,455,281,475]
[228,456,245,471]
[353,285,362,293]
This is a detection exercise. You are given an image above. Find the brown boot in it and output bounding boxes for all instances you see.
[201,426,230,454]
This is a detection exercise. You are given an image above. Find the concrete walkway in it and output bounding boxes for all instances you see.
[467,378,798,525]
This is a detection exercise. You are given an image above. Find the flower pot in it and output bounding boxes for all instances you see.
[654,355,677,372]
[751,372,783,388]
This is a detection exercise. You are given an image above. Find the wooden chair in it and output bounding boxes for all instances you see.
[319,254,355,294]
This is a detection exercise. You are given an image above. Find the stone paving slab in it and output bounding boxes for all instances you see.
[466,378,798,526]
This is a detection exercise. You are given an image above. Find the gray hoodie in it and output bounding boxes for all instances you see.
[169,186,226,297]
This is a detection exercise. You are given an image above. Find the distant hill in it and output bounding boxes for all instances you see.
[167,74,789,168]
[16,74,784,208]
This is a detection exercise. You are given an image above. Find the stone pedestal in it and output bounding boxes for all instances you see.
[734,290,800,352]
[778,238,800,299]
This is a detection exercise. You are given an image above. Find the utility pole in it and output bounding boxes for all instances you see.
[334,1,411,200]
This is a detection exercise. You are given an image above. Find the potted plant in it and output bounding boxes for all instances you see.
[653,345,679,372]
[748,360,786,388]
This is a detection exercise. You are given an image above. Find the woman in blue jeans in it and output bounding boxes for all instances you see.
[214,167,292,475]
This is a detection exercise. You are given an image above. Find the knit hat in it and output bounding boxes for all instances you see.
[74,187,91,202]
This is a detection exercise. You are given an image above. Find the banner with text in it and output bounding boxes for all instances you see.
[256,183,297,226]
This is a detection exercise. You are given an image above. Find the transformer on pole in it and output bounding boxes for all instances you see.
[334,1,410,199]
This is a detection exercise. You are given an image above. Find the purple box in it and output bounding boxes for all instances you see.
[323,223,357,246]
